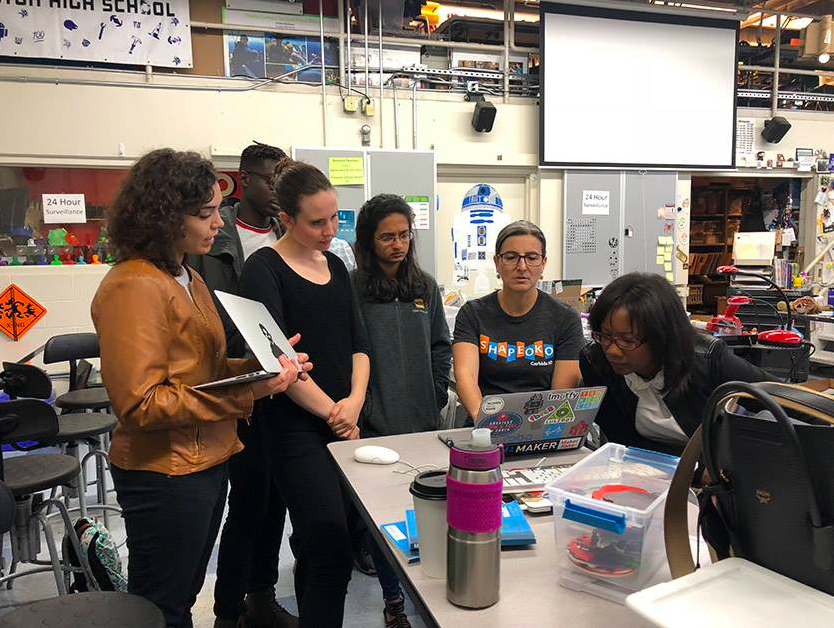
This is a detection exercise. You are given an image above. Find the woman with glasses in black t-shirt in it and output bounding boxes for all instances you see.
[453,220,583,421]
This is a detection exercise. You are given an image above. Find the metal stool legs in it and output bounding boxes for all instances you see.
[0,495,98,595]
[80,446,121,530]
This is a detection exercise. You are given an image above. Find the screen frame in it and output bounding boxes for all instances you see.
[539,2,739,170]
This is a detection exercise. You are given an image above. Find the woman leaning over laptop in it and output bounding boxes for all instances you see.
[580,272,772,455]
[91,149,310,628]
[453,220,584,421]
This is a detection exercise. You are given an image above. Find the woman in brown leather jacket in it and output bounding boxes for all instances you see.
[91,149,310,628]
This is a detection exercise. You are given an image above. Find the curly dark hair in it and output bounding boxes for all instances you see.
[355,193,427,303]
[108,149,217,276]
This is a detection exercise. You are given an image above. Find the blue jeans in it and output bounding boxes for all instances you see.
[366,530,402,600]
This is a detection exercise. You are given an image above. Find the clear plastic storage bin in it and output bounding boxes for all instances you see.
[545,443,679,602]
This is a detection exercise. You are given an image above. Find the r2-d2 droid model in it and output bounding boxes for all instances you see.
[452,184,512,293]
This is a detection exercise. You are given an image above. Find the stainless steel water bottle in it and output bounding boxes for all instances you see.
[446,428,504,608]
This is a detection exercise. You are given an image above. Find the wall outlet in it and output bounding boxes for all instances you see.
[363,98,376,116]
[343,95,359,112]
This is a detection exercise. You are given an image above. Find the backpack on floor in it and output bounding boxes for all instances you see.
[62,516,127,593]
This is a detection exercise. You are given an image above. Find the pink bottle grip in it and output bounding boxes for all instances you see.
[446,476,503,534]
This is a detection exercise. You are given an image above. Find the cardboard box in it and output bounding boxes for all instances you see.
[546,279,591,313]
[799,379,834,396]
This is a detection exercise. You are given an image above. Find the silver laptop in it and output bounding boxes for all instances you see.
[194,291,300,391]
[474,387,607,457]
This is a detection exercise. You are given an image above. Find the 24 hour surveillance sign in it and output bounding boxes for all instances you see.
[0,0,192,67]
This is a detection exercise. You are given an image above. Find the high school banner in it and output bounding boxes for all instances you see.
[0,0,192,68]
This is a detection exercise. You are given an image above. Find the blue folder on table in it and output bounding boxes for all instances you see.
[381,501,535,562]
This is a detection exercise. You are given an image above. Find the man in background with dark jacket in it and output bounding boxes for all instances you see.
[190,142,297,628]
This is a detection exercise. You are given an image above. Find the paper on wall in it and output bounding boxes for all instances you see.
[43,194,86,224]
[405,195,430,230]
[329,157,365,185]
[582,190,610,216]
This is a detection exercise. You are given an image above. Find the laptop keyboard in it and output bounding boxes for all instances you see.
[501,464,573,494]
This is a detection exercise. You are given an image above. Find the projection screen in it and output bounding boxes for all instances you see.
[540,3,739,169]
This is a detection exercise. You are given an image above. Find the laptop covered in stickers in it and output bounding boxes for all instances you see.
[474,387,607,457]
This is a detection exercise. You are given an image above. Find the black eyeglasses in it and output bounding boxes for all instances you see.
[590,331,645,351]
[496,252,544,268]
[244,170,275,189]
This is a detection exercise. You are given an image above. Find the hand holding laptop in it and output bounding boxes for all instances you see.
[250,334,313,400]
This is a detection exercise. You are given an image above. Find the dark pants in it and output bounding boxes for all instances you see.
[111,462,228,628]
[266,427,352,628]
[214,418,287,620]
[367,530,402,600]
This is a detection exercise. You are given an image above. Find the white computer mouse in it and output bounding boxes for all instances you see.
[353,445,399,465]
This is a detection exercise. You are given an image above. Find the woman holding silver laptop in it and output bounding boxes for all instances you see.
[91,149,310,628]
[453,220,584,421]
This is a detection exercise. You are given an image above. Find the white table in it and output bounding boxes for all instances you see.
[329,429,672,627]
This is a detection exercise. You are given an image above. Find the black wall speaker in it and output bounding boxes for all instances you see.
[472,100,496,133]
[761,116,791,143]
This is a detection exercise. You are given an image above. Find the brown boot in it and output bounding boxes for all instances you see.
[244,590,298,628]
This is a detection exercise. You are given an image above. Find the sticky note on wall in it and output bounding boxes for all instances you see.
[329,157,365,185]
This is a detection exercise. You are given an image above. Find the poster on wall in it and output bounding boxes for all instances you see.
[224,31,337,81]
[0,0,192,68]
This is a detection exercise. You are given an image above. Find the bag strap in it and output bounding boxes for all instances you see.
[664,425,703,577]
[755,382,834,425]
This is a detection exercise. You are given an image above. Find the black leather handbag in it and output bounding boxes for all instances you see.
[665,381,834,594]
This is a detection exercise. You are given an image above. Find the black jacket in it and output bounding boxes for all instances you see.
[188,203,280,358]
[580,332,773,455]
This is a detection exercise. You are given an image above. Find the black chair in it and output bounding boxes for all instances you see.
[1,363,119,528]
[0,400,97,594]
[42,333,110,412]
[0,481,164,628]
